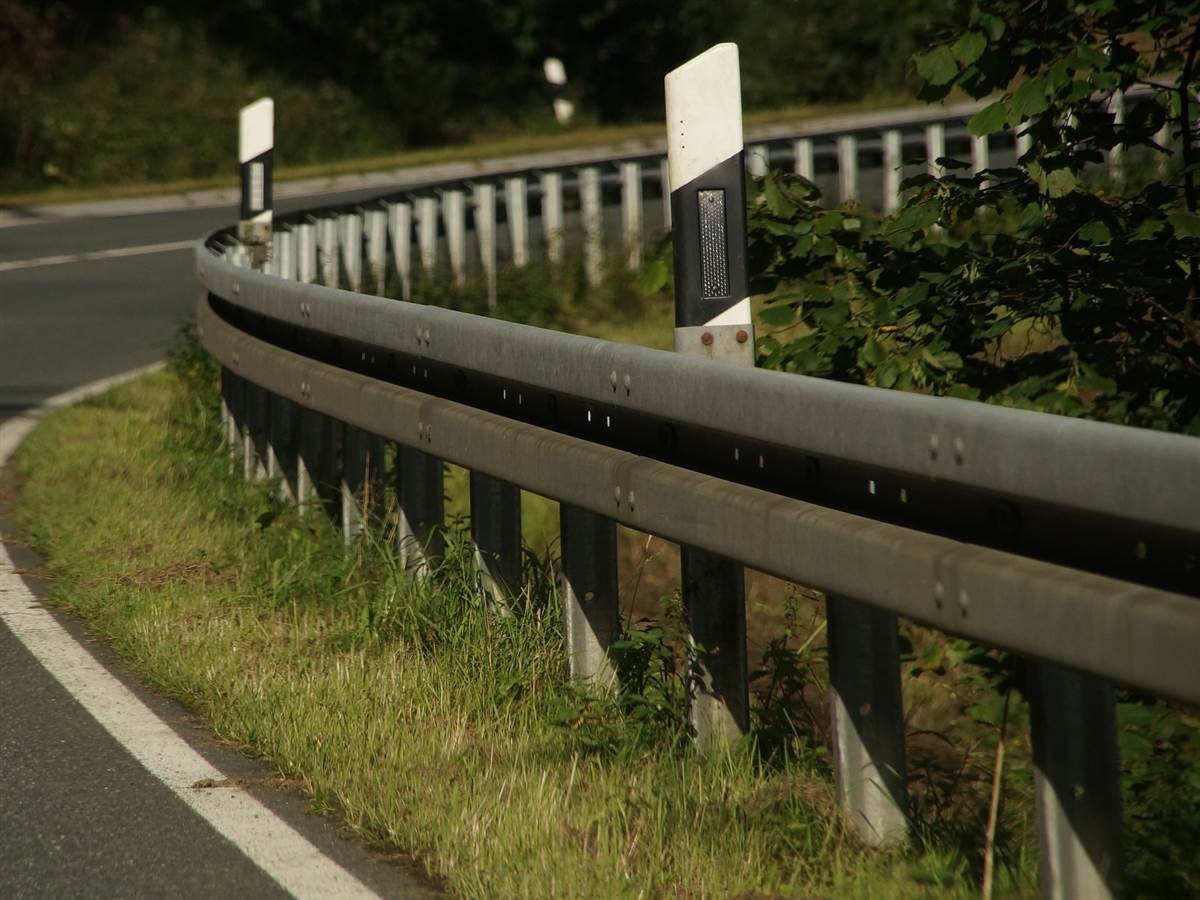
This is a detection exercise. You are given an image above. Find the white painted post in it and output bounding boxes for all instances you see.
[317,216,339,288]
[416,196,438,277]
[579,166,603,286]
[665,43,753,752]
[560,503,619,689]
[837,134,859,204]
[340,212,363,292]
[1156,122,1171,179]
[504,177,530,268]
[827,596,909,846]
[387,201,413,300]
[793,138,815,180]
[971,134,990,176]
[544,57,575,125]
[1108,90,1125,186]
[926,122,946,178]
[297,222,317,284]
[275,228,295,280]
[1016,127,1033,161]
[746,143,769,177]
[620,161,642,269]
[475,182,498,310]
[365,208,387,295]
[659,157,672,229]
[882,129,902,214]
[237,97,274,269]
[540,171,564,263]
[443,189,466,287]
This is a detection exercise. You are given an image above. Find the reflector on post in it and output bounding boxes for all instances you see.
[238,97,274,269]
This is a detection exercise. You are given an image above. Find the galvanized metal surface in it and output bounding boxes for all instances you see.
[197,295,1200,706]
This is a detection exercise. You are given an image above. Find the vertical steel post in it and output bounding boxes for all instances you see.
[318,216,339,288]
[560,503,619,689]
[297,222,317,284]
[276,228,296,280]
[417,196,438,277]
[1017,127,1033,161]
[297,406,338,518]
[619,161,643,269]
[340,212,363,292]
[222,368,241,468]
[659,157,672,230]
[504,177,530,268]
[540,171,564,264]
[243,381,269,483]
[793,138,815,180]
[475,182,498,310]
[442,189,466,287]
[746,143,769,177]
[470,472,521,607]
[926,122,946,178]
[387,201,413,300]
[837,134,859,204]
[579,167,603,286]
[827,596,909,846]
[882,130,903,214]
[237,98,274,269]
[266,393,298,503]
[1107,90,1125,186]
[972,134,990,176]
[365,208,387,295]
[396,446,444,574]
[341,425,384,543]
[665,43,753,751]
[1029,663,1122,900]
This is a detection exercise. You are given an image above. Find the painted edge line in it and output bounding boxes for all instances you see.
[0,239,195,274]
[0,364,379,900]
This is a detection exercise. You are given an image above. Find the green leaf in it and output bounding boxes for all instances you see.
[758,303,797,327]
[1168,211,1200,238]
[763,176,797,218]
[1046,168,1077,198]
[968,100,1008,136]
[860,337,887,366]
[1078,220,1111,244]
[636,258,668,294]
[1011,77,1050,119]
[915,46,959,87]
[952,31,987,66]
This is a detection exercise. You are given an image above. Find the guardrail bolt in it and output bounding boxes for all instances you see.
[736,329,749,344]
[701,332,714,346]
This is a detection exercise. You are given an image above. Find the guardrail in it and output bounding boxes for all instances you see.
[197,52,1195,900]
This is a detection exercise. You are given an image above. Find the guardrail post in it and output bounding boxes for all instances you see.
[416,196,438,278]
[1029,663,1122,899]
[827,595,909,846]
[560,503,619,688]
[665,43,754,750]
[318,215,340,288]
[276,227,296,280]
[746,143,769,177]
[474,182,498,310]
[1155,122,1171,178]
[341,426,384,543]
[579,166,603,286]
[837,134,858,204]
[619,161,642,270]
[387,201,413,301]
[470,472,521,606]
[658,158,672,229]
[237,98,273,269]
[266,393,299,503]
[365,209,387,295]
[297,222,317,284]
[243,381,269,482]
[340,212,363,292]
[540,171,564,264]
[1016,127,1033,161]
[297,407,339,518]
[793,137,815,180]
[504,177,529,268]
[443,189,466,287]
[396,445,444,573]
[882,130,902,214]
[926,122,946,178]
[1107,90,1125,186]
[972,134,990,176]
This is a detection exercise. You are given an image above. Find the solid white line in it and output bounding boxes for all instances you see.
[0,366,379,900]
[0,239,194,273]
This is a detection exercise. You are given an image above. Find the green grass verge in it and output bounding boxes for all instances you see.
[9,346,1044,897]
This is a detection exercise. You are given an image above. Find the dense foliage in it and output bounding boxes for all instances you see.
[0,0,956,190]
[751,0,1200,435]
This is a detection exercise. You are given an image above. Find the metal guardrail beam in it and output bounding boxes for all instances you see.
[196,244,1200,542]
[198,294,1200,707]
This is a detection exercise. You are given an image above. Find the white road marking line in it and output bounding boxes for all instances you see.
[0,239,195,273]
[0,365,380,900]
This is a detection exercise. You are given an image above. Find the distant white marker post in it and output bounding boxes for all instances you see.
[543,57,575,125]
[238,98,274,269]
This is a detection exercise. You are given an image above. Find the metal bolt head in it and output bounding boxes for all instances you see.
[735,329,749,344]
[701,332,714,346]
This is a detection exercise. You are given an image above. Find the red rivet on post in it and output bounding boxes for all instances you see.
[701,332,714,346]
[736,329,749,343]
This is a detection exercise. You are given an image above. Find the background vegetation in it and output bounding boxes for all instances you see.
[0,0,959,192]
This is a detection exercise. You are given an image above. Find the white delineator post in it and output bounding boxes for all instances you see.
[665,43,753,751]
[544,57,575,125]
[238,98,274,269]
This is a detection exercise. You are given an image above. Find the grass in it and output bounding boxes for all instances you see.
[0,94,913,211]
[8,339,1048,897]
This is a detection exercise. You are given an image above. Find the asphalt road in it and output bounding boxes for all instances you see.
[0,186,440,898]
